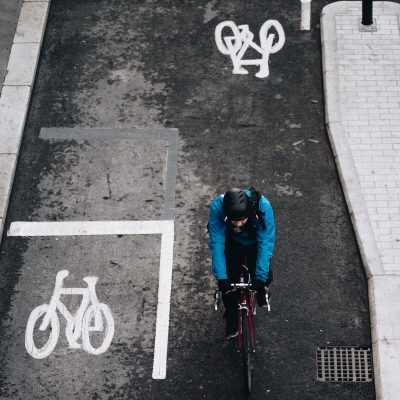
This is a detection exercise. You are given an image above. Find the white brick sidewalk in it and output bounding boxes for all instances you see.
[0,1,50,242]
[322,2,400,399]
[337,5,400,275]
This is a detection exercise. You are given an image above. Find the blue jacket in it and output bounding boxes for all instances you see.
[208,190,275,282]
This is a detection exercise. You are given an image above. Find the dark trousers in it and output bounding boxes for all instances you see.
[222,235,273,321]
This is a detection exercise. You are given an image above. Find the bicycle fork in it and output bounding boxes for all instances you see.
[83,276,104,331]
[237,306,255,353]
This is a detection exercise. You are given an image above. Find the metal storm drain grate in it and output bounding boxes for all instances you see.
[316,347,373,382]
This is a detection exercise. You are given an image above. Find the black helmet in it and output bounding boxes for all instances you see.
[222,188,252,220]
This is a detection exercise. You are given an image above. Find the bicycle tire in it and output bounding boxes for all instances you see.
[241,309,252,393]
[82,303,115,355]
[215,21,242,55]
[25,304,60,359]
[259,20,285,54]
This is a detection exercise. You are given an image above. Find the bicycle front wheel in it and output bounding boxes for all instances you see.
[82,303,115,355]
[241,309,252,393]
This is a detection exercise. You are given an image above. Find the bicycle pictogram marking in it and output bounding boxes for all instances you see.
[215,20,285,78]
[25,270,115,359]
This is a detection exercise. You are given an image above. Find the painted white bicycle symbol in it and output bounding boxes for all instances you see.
[25,270,115,359]
[215,20,285,78]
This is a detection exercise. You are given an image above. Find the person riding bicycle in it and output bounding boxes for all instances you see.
[208,188,275,339]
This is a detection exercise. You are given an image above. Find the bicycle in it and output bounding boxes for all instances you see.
[215,20,285,78]
[214,256,270,393]
[25,270,115,359]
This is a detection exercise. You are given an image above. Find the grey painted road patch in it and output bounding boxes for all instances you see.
[38,127,178,220]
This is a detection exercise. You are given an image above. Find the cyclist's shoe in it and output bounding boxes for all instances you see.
[257,294,267,307]
[267,290,272,303]
[225,320,238,339]
[258,288,272,308]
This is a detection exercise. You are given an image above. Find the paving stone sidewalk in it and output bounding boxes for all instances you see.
[321,2,400,399]
[0,0,49,241]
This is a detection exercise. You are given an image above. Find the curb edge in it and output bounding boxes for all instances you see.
[0,0,51,243]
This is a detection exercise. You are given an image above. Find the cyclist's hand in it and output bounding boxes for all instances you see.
[218,279,233,293]
[252,279,267,307]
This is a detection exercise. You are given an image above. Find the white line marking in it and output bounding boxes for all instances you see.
[301,0,311,31]
[152,226,174,379]
[9,220,174,379]
[8,220,174,236]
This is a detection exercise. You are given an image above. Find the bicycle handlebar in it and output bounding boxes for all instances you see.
[230,283,252,288]
[226,283,255,295]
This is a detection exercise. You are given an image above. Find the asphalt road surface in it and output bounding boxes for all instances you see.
[0,0,375,398]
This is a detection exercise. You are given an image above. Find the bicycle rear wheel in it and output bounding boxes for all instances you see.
[241,309,252,393]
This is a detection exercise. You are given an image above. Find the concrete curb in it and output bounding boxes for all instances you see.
[0,0,50,241]
[321,2,400,399]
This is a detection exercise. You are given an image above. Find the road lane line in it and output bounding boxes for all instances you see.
[8,219,175,379]
[301,0,311,30]
[164,131,179,220]
[8,220,174,236]
[152,226,175,379]
[39,127,179,140]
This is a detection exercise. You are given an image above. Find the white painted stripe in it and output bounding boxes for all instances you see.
[8,220,174,236]
[152,227,174,379]
[8,219,175,379]
[301,0,312,31]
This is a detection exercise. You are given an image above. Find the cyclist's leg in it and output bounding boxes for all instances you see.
[266,262,273,286]
[222,235,243,322]
[246,243,271,306]
[245,242,258,278]
[222,293,239,322]
[225,234,245,281]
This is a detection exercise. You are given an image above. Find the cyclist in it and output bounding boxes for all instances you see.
[208,188,275,339]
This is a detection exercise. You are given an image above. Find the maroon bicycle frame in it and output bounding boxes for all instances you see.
[237,256,256,352]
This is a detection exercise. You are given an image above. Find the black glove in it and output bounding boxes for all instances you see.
[251,279,267,307]
[218,279,233,293]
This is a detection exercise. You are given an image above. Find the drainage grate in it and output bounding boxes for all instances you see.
[316,347,373,382]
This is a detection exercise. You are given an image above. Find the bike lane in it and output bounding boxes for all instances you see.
[0,0,375,399]
[1,129,177,397]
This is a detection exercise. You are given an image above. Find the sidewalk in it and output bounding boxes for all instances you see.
[321,2,400,399]
[0,0,50,241]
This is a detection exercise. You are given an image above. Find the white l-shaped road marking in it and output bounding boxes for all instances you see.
[8,220,174,380]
